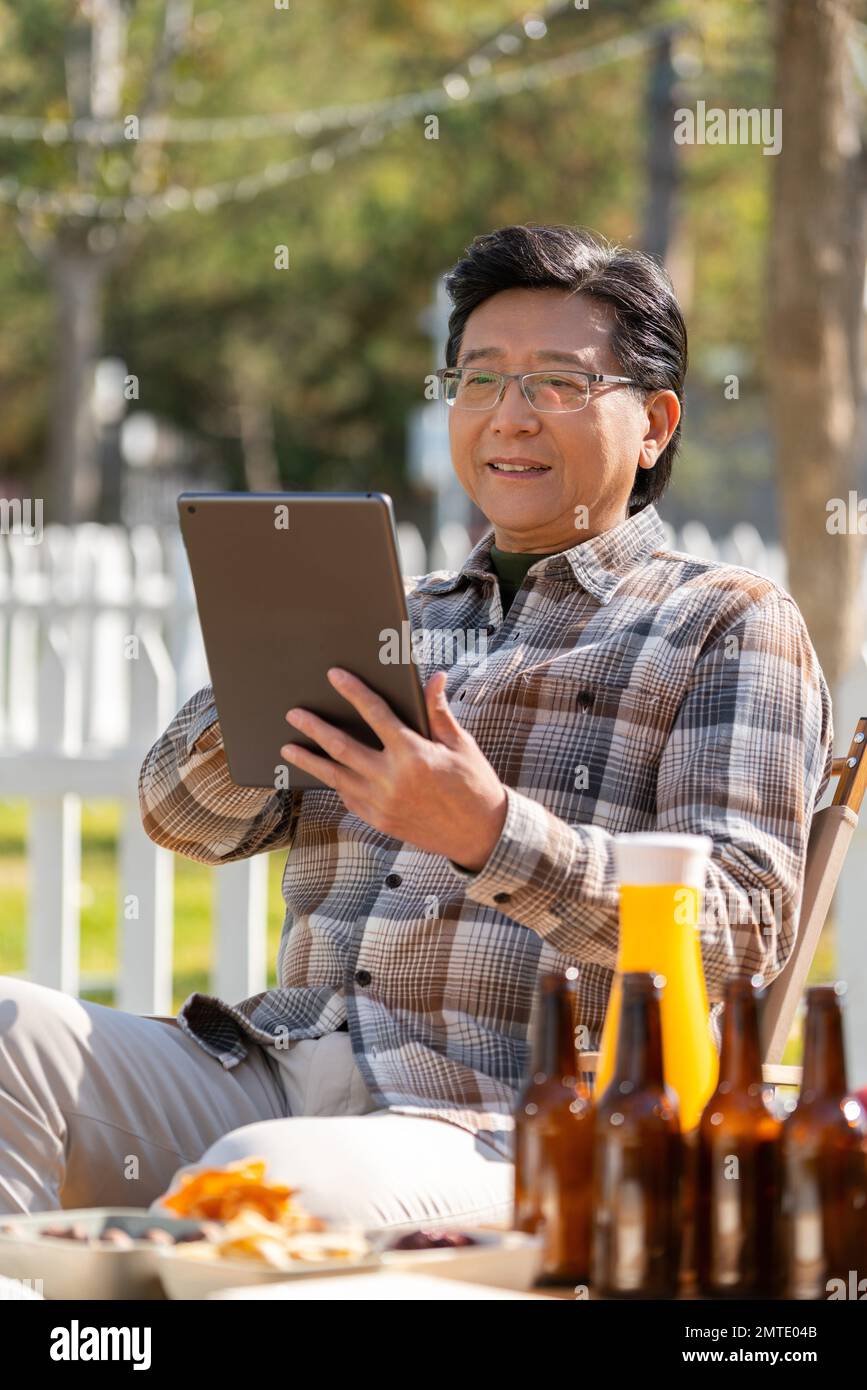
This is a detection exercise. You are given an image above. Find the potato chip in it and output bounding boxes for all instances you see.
[169,1207,373,1270]
[156,1156,327,1232]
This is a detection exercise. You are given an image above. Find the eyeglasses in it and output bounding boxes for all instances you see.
[436,366,638,413]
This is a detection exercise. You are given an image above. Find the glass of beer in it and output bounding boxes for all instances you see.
[595,832,719,1134]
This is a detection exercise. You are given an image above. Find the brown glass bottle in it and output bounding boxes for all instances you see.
[513,971,594,1286]
[591,972,683,1298]
[695,976,784,1298]
[782,983,867,1300]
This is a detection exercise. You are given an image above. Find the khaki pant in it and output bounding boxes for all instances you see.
[0,976,513,1234]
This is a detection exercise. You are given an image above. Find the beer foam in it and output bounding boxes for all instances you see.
[614,832,712,888]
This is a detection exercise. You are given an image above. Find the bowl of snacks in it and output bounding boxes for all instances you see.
[371,1226,543,1291]
[152,1158,380,1299]
[0,1209,213,1300]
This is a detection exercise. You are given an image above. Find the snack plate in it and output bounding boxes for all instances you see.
[0,1208,210,1301]
[0,1211,542,1300]
[371,1228,542,1292]
[165,1228,542,1300]
[155,1239,381,1300]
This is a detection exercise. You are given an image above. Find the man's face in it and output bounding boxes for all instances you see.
[447,286,671,552]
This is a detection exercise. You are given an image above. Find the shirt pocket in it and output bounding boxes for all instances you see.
[515,671,638,721]
[508,671,674,810]
[515,655,682,724]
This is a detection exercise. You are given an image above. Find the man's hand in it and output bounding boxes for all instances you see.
[279,667,508,872]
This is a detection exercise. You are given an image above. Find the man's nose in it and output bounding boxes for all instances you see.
[489,377,541,431]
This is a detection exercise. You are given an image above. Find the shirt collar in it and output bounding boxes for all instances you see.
[415,502,669,606]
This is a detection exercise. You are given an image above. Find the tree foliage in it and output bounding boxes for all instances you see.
[0,0,778,516]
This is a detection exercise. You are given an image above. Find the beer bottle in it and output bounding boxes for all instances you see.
[695,975,784,1298]
[513,970,593,1286]
[782,982,867,1300]
[591,972,683,1298]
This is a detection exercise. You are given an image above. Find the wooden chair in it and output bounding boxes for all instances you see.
[577,716,867,1091]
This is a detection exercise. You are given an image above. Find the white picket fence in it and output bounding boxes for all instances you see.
[2,516,867,1076]
[0,518,431,1013]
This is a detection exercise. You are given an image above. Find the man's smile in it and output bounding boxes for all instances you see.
[485,455,553,476]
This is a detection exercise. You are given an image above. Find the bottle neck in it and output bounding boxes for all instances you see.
[535,983,578,1081]
[612,977,665,1088]
[718,982,763,1087]
[801,995,848,1097]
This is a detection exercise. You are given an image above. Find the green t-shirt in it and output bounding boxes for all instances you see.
[489,543,558,617]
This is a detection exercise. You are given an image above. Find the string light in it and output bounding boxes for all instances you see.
[0,22,670,220]
[0,3,576,146]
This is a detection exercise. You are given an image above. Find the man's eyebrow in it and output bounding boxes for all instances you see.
[457,347,587,366]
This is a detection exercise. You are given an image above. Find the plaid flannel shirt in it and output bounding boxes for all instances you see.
[138,502,834,1160]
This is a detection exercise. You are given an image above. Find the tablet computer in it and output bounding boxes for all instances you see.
[177,491,432,790]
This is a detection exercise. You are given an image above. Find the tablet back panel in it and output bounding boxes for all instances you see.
[177,492,431,789]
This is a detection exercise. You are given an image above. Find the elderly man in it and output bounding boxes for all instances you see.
[0,224,833,1232]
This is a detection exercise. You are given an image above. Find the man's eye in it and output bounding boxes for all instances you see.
[465,372,497,385]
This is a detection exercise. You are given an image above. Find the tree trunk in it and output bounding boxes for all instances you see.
[47,233,109,523]
[642,30,680,265]
[767,0,867,689]
[34,0,191,523]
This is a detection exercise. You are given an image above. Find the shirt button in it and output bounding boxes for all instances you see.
[384,872,402,888]
[354,969,372,986]
[493,891,511,903]
[578,690,594,708]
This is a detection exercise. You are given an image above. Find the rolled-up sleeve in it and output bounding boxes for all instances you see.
[138,683,302,866]
[445,592,834,997]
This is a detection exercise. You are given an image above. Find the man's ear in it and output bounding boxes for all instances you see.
[639,389,680,468]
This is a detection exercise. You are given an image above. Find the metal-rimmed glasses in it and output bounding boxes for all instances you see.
[436,366,639,413]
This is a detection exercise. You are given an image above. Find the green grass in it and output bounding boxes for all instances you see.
[0,799,289,1012]
[0,798,838,1065]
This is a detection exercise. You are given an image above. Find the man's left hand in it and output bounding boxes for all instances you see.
[280,668,508,872]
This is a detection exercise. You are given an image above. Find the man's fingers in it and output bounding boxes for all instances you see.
[325,668,408,746]
[279,740,364,799]
[284,705,378,777]
[425,670,465,748]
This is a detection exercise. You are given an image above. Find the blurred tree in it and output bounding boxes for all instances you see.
[13,0,196,521]
[641,24,680,262]
[0,0,784,538]
[767,0,867,687]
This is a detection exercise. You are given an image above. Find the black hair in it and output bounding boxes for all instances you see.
[443,223,687,515]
